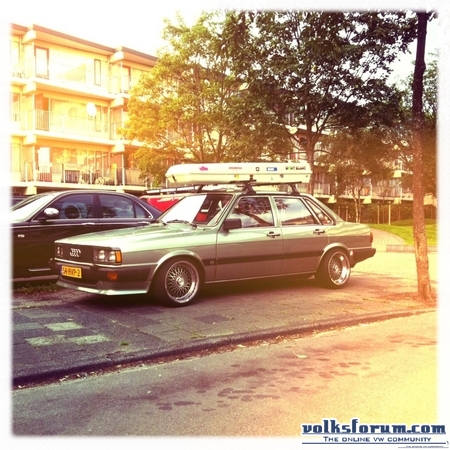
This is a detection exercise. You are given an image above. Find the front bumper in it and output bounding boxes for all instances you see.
[49,258,152,295]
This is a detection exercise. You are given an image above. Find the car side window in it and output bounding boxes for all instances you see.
[275,197,316,226]
[303,197,334,225]
[229,197,274,228]
[99,194,138,218]
[45,194,94,220]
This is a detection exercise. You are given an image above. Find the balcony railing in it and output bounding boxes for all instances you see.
[12,58,143,96]
[20,109,111,140]
[313,182,331,196]
[13,110,126,141]
[14,162,147,187]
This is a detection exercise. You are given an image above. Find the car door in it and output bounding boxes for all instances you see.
[215,196,283,281]
[15,193,98,276]
[274,197,329,275]
[95,193,154,231]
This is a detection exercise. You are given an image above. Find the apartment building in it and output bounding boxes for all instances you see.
[10,23,157,196]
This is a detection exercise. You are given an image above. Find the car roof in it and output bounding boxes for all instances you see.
[11,190,162,218]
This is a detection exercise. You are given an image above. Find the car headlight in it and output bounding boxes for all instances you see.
[93,248,122,264]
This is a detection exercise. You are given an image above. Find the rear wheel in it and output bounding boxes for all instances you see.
[152,258,201,306]
[317,249,351,289]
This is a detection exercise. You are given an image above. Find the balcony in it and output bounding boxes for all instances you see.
[12,162,147,192]
[16,109,115,142]
[13,58,144,98]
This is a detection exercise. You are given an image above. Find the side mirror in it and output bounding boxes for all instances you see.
[223,218,242,231]
[42,207,59,220]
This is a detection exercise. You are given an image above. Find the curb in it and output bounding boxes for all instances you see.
[386,245,437,253]
[13,308,434,386]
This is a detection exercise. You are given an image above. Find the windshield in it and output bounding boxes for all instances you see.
[161,194,233,225]
[10,194,54,222]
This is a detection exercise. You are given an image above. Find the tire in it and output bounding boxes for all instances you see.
[317,249,351,289]
[152,258,201,306]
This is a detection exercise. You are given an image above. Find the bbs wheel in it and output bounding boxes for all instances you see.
[152,258,201,306]
[317,249,351,289]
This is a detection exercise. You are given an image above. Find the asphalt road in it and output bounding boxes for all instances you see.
[12,311,438,436]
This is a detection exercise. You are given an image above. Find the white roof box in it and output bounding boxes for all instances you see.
[165,162,312,185]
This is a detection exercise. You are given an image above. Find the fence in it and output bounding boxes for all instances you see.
[329,202,437,224]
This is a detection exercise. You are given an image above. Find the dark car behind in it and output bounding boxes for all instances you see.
[11,190,161,279]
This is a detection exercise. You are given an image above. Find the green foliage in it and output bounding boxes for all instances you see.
[224,11,418,182]
[124,9,433,192]
[392,52,437,196]
[370,220,437,245]
[319,128,395,221]
[124,11,292,185]
[14,283,63,295]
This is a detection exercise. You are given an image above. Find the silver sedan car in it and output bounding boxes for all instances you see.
[50,187,376,306]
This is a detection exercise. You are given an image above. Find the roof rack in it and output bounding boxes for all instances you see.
[142,186,200,196]
[196,181,301,195]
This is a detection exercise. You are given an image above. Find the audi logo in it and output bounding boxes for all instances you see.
[70,248,81,258]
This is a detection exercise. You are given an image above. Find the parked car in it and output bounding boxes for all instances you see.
[50,174,376,307]
[140,193,185,212]
[11,190,161,278]
[140,186,198,212]
[12,195,31,206]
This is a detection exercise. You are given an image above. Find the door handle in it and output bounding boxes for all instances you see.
[267,231,281,238]
[82,222,96,226]
[313,229,326,235]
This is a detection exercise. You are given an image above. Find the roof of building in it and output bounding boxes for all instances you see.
[10,22,158,63]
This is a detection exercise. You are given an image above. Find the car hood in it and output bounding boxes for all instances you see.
[55,222,204,246]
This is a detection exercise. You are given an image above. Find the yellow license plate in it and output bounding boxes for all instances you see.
[62,266,82,278]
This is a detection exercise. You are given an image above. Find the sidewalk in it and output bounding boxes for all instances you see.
[12,231,437,386]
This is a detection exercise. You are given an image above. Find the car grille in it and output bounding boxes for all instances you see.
[60,244,93,263]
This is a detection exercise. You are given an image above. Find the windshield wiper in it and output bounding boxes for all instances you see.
[164,219,197,228]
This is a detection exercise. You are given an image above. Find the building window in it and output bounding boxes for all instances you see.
[121,65,131,93]
[35,47,49,78]
[11,93,20,122]
[11,40,22,76]
[35,94,49,130]
[10,143,21,172]
[94,59,101,86]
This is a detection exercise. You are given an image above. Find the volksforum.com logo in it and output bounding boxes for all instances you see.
[301,418,448,446]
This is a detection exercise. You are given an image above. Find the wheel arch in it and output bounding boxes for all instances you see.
[152,250,205,284]
[318,243,350,268]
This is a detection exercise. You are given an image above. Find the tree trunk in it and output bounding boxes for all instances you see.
[412,12,433,304]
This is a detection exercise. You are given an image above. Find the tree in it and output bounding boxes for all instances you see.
[411,11,434,305]
[224,11,418,193]
[320,129,393,222]
[124,12,292,185]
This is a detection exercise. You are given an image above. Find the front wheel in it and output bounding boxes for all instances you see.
[316,249,351,289]
[152,258,201,306]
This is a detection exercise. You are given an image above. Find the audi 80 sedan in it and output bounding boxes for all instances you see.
[50,183,376,307]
